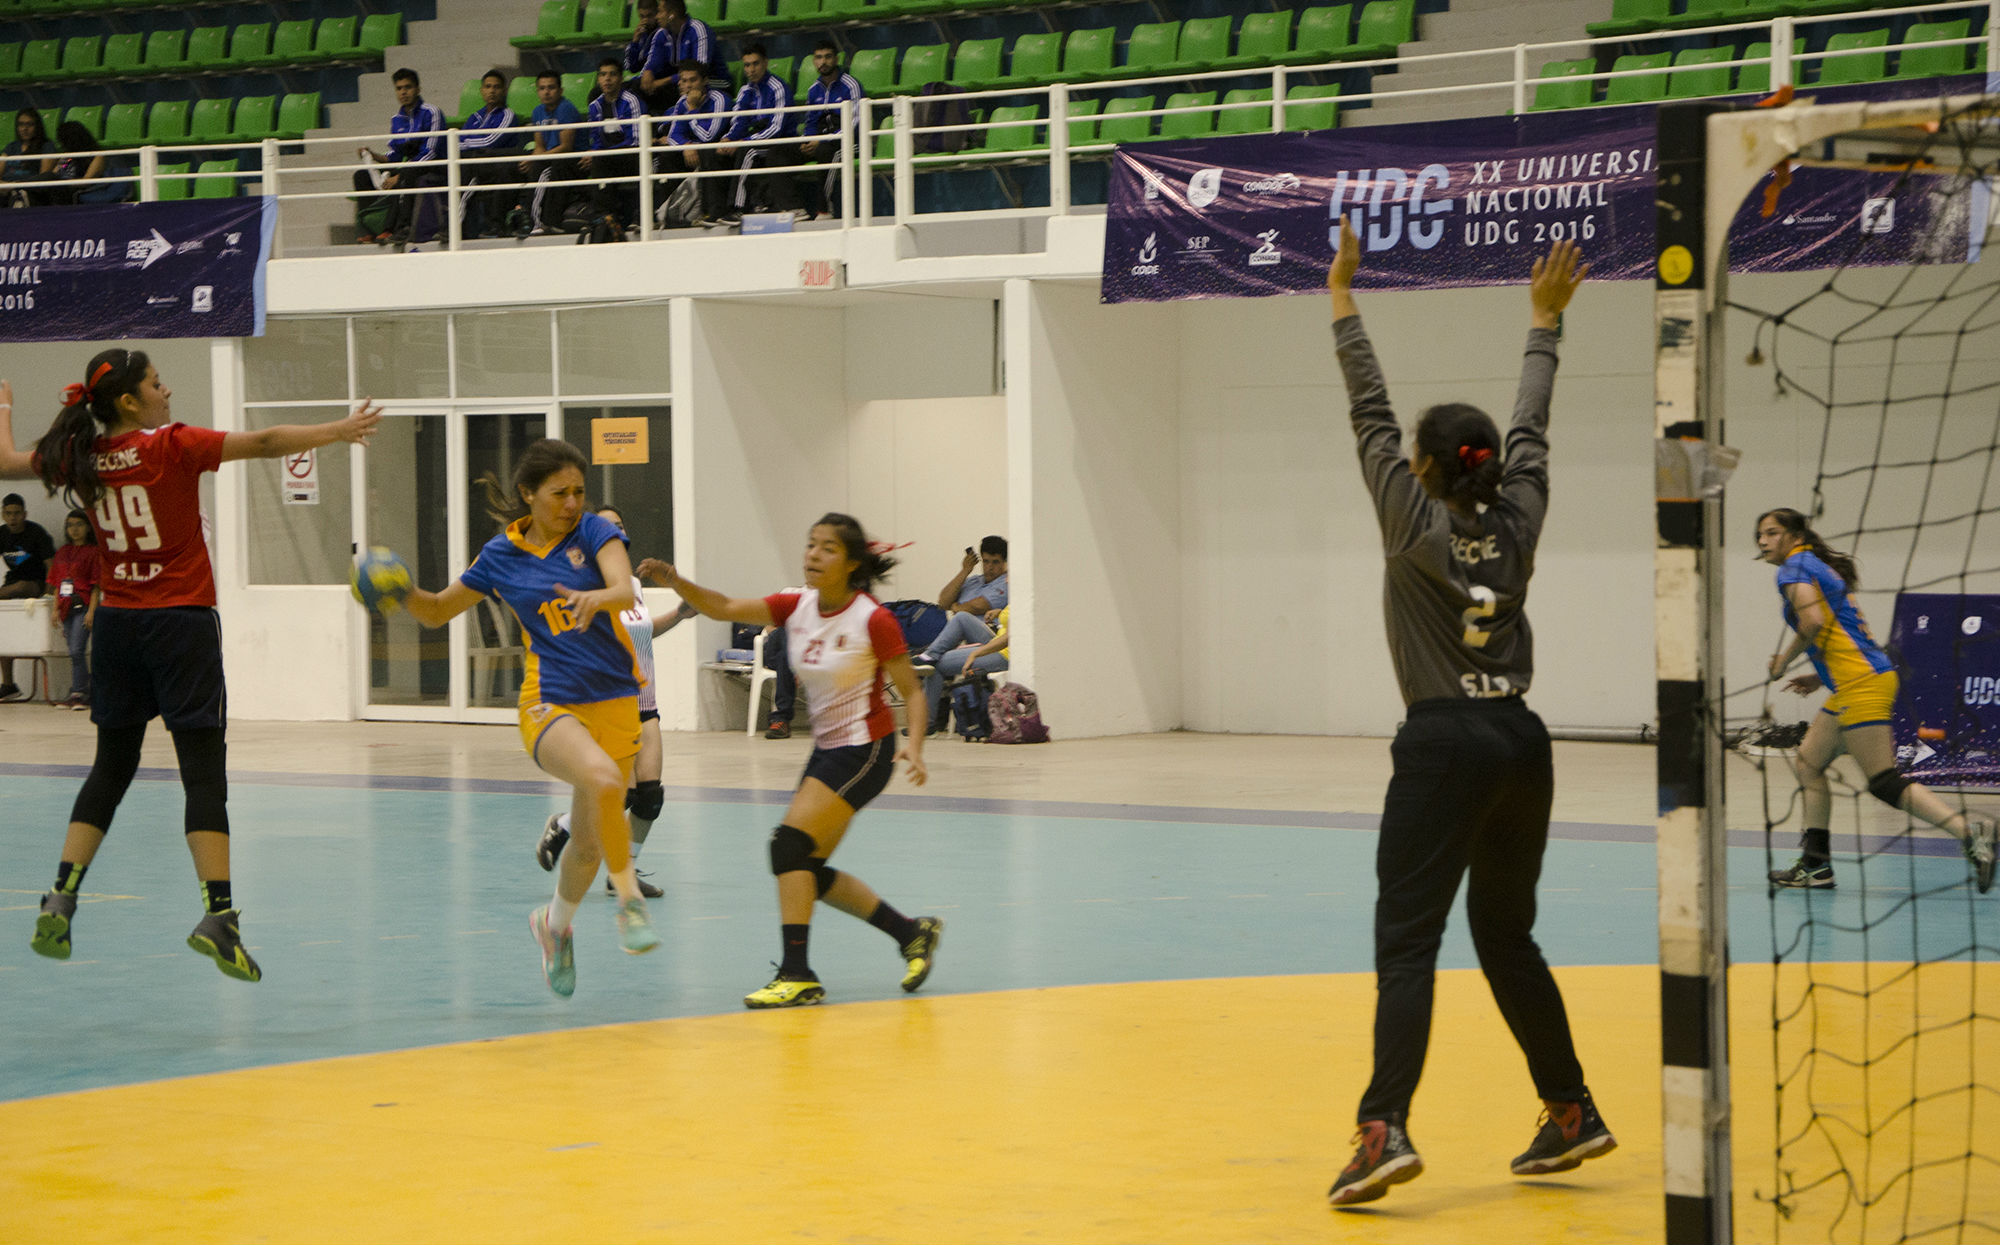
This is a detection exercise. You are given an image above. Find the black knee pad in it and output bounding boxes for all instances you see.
[628,780,664,822]
[769,823,817,876]
[809,857,837,897]
[70,723,148,832]
[1867,768,1912,810]
[172,727,229,835]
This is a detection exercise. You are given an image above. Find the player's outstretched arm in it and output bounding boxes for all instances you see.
[1326,214,1360,321]
[403,580,485,629]
[1529,238,1589,330]
[0,380,36,479]
[636,557,774,627]
[220,398,383,462]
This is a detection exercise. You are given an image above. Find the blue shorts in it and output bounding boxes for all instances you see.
[90,606,226,732]
[801,735,896,811]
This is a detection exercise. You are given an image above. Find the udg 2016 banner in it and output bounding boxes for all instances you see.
[0,198,275,341]
[1890,594,2000,789]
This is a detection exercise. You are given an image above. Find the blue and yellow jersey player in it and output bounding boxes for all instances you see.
[1756,507,1994,893]
[396,439,662,996]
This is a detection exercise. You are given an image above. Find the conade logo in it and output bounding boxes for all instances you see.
[1244,172,1302,195]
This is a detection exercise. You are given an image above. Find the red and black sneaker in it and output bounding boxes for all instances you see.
[1510,1092,1617,1176]
[1328,1119,1423,1206]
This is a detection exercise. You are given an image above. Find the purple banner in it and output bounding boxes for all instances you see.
[1102,75,1990,303]
[1890,594,2000,788]
[0,197,274,341]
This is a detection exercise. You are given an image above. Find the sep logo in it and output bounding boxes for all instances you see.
[1327,165,1454,253]
[1188,167,1222,209]
[1130,231,1161,276]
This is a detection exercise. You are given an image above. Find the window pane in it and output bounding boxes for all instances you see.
[465,412,547,708]
[245,405,353,586]
[365,414,450,707]
[244,318,347,403]
[354,315,448,399]
[572,404,673,564]
[456,310,553,399]
[557,306,670,396]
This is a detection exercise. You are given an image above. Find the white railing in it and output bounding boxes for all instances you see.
[1,0,1990,243]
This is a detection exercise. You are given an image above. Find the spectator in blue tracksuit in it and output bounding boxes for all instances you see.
[655,0,732,100]
[376,68,446,245]
[623,0,676,113]
[798,39,865,219]
[459,69,523,238]
[583,58,647,234]
[517,70,584,233]
[721,45,800,214]
[661,60,731,224]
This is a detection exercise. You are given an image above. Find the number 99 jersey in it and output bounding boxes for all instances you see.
[87,423,227,609]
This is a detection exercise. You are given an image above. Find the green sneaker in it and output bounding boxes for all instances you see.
[187,910,262,983]
[530,904,575,997]
[615,896,660,955]
[31,891,76,960]
[899,915,944,993]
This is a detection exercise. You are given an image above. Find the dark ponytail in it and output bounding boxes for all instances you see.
[1757,507,1859,587]
[1414,402,1504,507]
[813,511,897,592]
[478,438,590,526]
[34,347,150,509]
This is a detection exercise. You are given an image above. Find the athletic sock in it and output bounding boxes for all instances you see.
[1802,827,1832,869]
[780,923,812,978]
[866,900,920,948]
[53,861,88,896]
[200,879,232,915]
[549,888,581,934]
[607,866,639,902]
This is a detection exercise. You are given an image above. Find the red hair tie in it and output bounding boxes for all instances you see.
[867,540,913,555]
[1458,445,1495,469]
[60,383,89,408]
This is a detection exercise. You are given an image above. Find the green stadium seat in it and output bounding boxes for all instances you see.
[1218,87,1272,134]
[275,92,322,141]
[0,43,21,84]
[508,76,539,118]
[1275,7,1352,66]
[146,99,190,144]
[951,37,1002,88]
[103,102,145,149]
[688,0,723,22]
[514,0,581,49]
[143,29,187,73]
[1164,17,1231,74]
[305,16,359,63]
[186,97,233,145]
[155,161,192,201]
[1604,50,1671,102]
[17,38,60,83]
[1055,27,1115,84]
[230,97,277,142]
[193,158,238,199]
[1531,58,1597,110]
[1098,95,1155,143]
[451,78,484,127]
[767,55,795,90]
[990,32,1061,87]
[717,0,767,29]
[185,27,229,69]
[1585,0,1668,38]
[1782,0,1869,17]
[1657,0,1745,31]
[896,43,947,92]
[56,36,102,81]
[225,24,272,71]
[1893,20,1970,79]
[1065,96,1103,147]
[1157,91,1216,140]
[1222,11,1291,68]
[102,32,144,76]
[823,0,869,16]
[981,103,1041,152]
[1815,28,1888,85]
[771,0,820,25]
[1668,46,1733,97]
[1284,82,1342,130]
[0,111,13,145]
[349,13,404,61]
[1122,23,1181,77]
[1733,40,1798,95]
[850,47,897,95]
[255,20,316,69]
[1348,0,1415,60]
[562,71,593,112]
[577,0,630,40]
[62,105,104,140]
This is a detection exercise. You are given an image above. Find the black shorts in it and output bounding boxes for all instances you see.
[640,708,659,724]
[90,606,226,732]
[801,735,896,811]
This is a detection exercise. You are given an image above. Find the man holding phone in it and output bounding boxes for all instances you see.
[935,535,1007,616]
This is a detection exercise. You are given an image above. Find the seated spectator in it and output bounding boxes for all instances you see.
[459,68,524,239]
[354,68,445,247]
[720,44,801,215]
[936,535,1009,615]
[755,583,805,739]
[48,508,99,710]
[625,0,674,114]
[798,39,865,220]
[661,60,731,226]
[47,122,133,206]
[919,606,1010,736]
[513,70,583,235]
[0,492,55,702]
[3,108,56,208]
[656,0,732,100]
[582,57,646,237]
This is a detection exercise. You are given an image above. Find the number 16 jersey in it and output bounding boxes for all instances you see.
[85,422,227,609]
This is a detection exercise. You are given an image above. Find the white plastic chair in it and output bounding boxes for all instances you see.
[745,627,776,736]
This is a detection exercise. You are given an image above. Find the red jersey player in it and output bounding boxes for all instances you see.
[0,349,380,982]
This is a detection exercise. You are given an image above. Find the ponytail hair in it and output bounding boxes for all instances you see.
[34,347,150,509]
[1757,507,1859,586]
[1413,402,1504,507]
[478,438,589,526]
[812,511,899,592]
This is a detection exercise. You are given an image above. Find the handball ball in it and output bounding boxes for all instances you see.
[350,547,413,614]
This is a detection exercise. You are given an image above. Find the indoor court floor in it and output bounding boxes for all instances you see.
[1,715,1993,1243]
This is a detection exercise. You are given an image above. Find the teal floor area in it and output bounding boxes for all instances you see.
[2,770,1992,1102]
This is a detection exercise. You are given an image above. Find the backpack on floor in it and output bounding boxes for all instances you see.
[950,673,992,741]
[987,682,1050,744]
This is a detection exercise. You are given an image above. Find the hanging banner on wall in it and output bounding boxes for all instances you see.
[1101,74,1990,304]
[1890,593,2000,788]
[0,197,275,341]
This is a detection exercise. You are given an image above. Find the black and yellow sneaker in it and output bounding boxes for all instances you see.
[1510,1093,1616,1176]
[1328,1119,1423,1206]
[744,971,825,1009]
[187,910,262,983]
[899,916,944,993]
[1769,858,1835,890]
[1964,815,1997,894]
[30,891,76,960]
